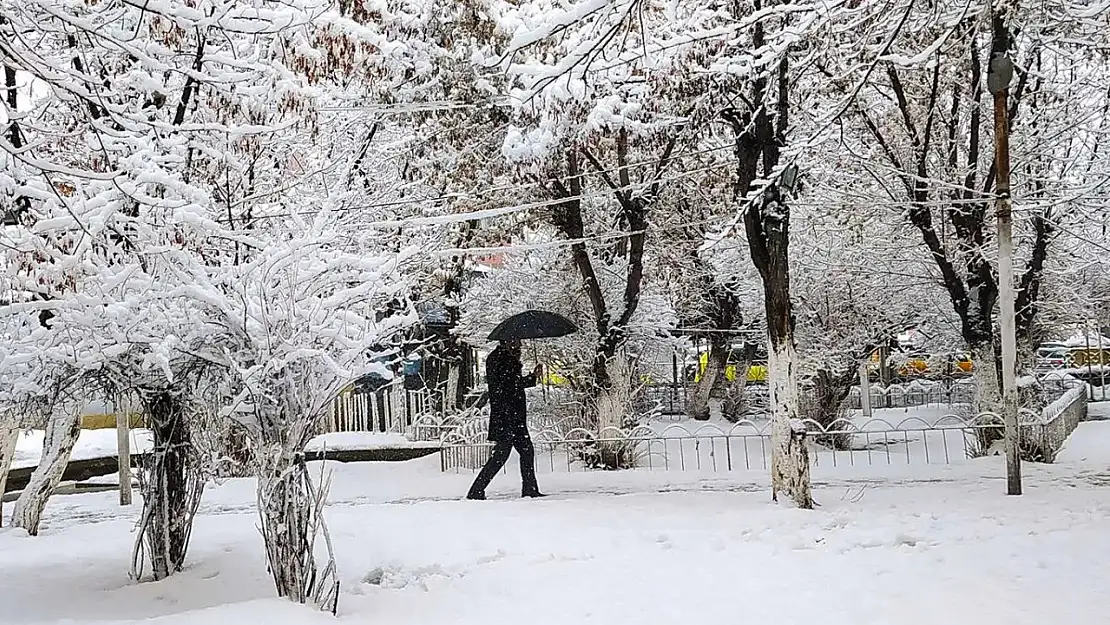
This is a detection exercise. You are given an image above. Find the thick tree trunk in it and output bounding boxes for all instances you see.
[725,39,811,507]
[0,427,18,526]
[970,341,1003,414]
[256,449,339,612]
[442,340,475,413]
[749,189,812,508]
[767,340,812,507]
[595,352,633,433]
[970,340,1005,452]
[133,392,203,581]
[11,409,80,535]
[572,350,640,470]
[810,369,855,424]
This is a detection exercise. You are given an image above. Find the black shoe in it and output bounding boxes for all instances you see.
[466,491,486,500]
[522,491,547,498]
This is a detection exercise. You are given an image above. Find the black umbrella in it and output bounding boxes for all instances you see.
[487,310,578,341]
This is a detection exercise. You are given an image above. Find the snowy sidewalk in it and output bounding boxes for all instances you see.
[3,443,1110,625]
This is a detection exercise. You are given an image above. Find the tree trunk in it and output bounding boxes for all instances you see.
[218,422,255,477]
[748,185,811,509]
[803,367,856,450]
[442,339,475,413]
[0,427,18,526]
[970,341,1003,414]
[574,350,641,470]
[722,350,753,422]
[10,408,80,535]
[767,339,812,507]
[595,351,634,433]
[688,335,728,421]
[811,369,854,425]
[458,346,475,407]
[133,392,203,581]
[444,364,460,414]
[970,340,1005,452]
[725,38,811,507]
[256,448,339,612]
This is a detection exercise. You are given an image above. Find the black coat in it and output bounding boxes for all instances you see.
[485,345,536,442]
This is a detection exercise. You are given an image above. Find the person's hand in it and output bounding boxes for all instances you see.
[533,364,544,378]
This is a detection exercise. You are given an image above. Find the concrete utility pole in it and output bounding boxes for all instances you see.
[116,396,132,506]
[859,363,873,420]
[988,6,1021,496]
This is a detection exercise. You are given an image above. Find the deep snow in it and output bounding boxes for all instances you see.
[3,405,1110,625]
[3,430,1110,625]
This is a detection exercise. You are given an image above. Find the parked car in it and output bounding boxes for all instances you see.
[1035,346,1071,371]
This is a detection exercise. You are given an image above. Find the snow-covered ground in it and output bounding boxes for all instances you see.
[305,432,441,451]
[12,430,434,471]
[4,422,1110,625]
[12,429,154,469]
[1057,402,1110,461]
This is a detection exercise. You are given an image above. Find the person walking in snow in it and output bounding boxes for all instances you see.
[467,339,545,499]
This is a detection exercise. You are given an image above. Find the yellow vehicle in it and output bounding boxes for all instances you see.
[541,363,570,386]
[868,350,973,379]
[1071,347,1110,367]
[897,354,931,378]
[79,412,145,429]
[954,355,974,373]
[694,352,767,384]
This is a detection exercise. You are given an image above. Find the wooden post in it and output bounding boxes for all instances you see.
[989,7,1021,496]
[116,397,132,506]
[859,363,873,420]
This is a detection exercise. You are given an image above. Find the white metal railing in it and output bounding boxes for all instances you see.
[845,380,976,410]
[436,400,1091,474]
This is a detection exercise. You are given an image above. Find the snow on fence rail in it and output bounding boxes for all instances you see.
[437,399,1089,475]
[643,379,976,418]
[845,381,976,410]
[640,377,1086,418]
[1033,384,1088,462]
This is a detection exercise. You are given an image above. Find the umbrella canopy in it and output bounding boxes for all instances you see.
[487,310,578,341]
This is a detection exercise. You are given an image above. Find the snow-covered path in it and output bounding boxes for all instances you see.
[2,415,1110,625]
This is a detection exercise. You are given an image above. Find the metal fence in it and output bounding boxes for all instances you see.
[438,385,1090,474]
[845,381,975,410]
[642,374,1088,418]
[324,383,432,434]
[641,379,975,417]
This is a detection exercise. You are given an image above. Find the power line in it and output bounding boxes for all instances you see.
[218,140,739,225]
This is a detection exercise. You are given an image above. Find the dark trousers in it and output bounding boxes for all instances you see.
[468,437,540,496]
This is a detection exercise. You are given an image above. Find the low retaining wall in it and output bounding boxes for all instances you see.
[4,446,441,494]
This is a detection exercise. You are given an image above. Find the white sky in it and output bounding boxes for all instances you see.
[0,70,49,123]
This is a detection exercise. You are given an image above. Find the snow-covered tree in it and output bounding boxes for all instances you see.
[180,212,415,607]
[816,0,1110,410]
[0,0,421,591]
